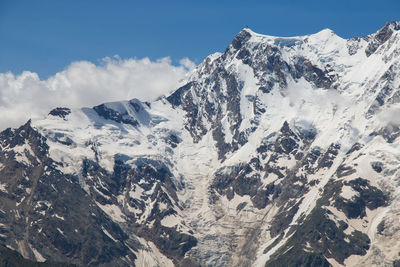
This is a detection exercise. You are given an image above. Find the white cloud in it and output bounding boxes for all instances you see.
[0,56,195,130]
[377,106,400,126]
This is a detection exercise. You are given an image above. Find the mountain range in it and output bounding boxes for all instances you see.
[1,21,400,266]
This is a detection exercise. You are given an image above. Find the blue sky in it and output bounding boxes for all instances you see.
[0,0,399,78]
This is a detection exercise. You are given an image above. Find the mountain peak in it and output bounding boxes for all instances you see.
[366,21,400,40]
[231,28,253,49]
[384,21,400,31]
[307,28,341,43]
[365,20,400,56]
[314,28,335,36]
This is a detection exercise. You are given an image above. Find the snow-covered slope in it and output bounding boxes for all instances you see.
[1,21,400,266]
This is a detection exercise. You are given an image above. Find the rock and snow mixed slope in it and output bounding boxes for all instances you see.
[1,22,400,266]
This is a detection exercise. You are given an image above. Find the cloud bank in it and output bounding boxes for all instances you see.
[0,56,195,130]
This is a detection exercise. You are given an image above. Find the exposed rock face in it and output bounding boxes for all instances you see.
[0,243,76,266]
[49,108,71,119]
[365,21,400,57]
[0,122,136,266]
[1,22,400,267]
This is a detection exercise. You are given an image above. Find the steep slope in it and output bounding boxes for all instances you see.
[0,243,76,267]
[0,22,400,266]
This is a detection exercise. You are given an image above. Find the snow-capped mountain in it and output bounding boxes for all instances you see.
[1,21,400,266]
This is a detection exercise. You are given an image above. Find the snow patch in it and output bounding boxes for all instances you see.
[96,202,126,223]
[160,215,180,228]
[135,239,174,267]
[29,244,46,262]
